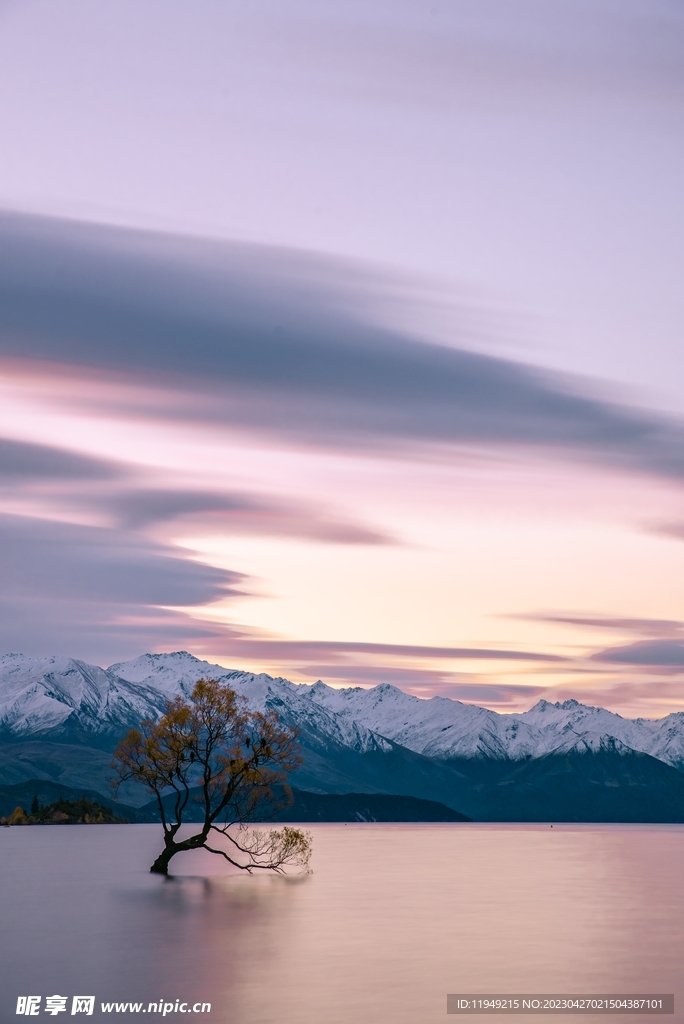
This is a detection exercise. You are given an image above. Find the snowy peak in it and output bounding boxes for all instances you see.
[0,654,169,736]
[528,698,583,713]
[108,651,235,696]
[303,679,541,760]
[0,654,113,733]
[523,698,618,723]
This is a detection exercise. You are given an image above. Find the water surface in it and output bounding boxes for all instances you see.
[1,824,681,1022]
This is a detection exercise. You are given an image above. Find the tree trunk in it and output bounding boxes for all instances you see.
[150,843,178,875]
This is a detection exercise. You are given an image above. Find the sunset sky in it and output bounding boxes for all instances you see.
[1,0,683,716]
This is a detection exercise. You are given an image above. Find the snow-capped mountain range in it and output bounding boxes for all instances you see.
[1,650,684,772]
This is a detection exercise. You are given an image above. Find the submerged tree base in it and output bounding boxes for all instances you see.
[148,825,312,875]
[150,852,173,875]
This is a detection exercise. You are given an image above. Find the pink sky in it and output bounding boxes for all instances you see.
[0,0,683,717]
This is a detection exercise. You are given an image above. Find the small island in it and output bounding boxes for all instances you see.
[1,796,129,826]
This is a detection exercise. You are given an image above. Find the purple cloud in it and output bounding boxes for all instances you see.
[103,487,393,544]
[593,639,684,667]
[525,613,684,638]
[4,212,684,480]
[0,437,123,481]
[195,637,565,663]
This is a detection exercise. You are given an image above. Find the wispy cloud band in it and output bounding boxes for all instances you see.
[3,212,684,480]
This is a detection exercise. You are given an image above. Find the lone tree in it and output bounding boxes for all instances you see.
[112,678,312,875]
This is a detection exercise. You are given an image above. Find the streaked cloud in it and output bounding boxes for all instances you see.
[102,487,393,544]
[648,521,684,542]
[0,512,248,662]
[185,636,566,664]
[4,212,684,481]
[0,436,122,480]
[523,613,684,639]
[0,600,235,667]
[0,512,241,608]
[593,639,684,668]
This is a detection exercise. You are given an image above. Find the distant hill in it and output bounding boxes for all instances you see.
[0,780,469,823]
[270,791,470,823]
[2,651,684,822]
[442,741,684,822]
[139,786,471,823]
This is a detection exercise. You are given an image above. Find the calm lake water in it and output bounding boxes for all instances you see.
[1,824,682,1023]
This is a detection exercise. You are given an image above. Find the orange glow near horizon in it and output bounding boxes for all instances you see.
[1,360,683,719]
